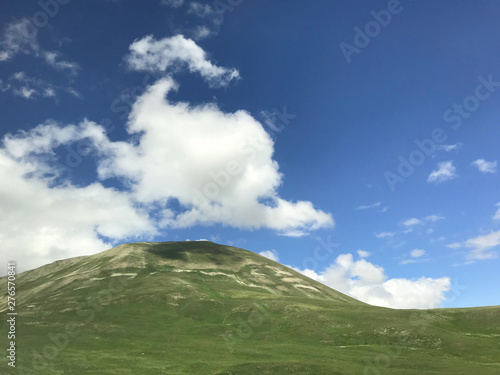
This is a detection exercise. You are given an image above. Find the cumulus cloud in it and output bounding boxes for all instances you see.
[125,35,239,87]
[374,231,394,239]
[292,253,450,309]
[0,122,156,272]
[0,76,332,271]
[471,159,497,174]
[259,249,279,262]
[427,161,457,184]
[99,77,333,233]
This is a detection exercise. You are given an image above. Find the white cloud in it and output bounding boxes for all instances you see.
[356,201,381,210]
[425,214,445,222]
[0,19,79,76]
[292,254,450,309]
[0,18,39,61]
[410,249,426,258]
[357,249,371,258]
[494,203,500,221]
[471,159,497,174]
[100,77,332,233]
[125,35,239,87]
[1,76,332,271]
[42,51,80,76]
[4,72,78,100]
[374,231,394,239]
[447,242,462,249]
[436,143,460,152]
[0,79,10,92]
[188,2,223,24]
[464,231,500,261]
[400,259,416,265]
[427,161,457,184]
[161,0,184,8]
[259,249,279,262]
[400,249,426,265]
[191,26,214,40]
[0,132,156,273]
[401,215,444,234]
[403,217,421,227]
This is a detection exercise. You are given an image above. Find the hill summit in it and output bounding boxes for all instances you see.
[1,241,499,374]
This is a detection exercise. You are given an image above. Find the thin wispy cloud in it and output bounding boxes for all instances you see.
[0,18,79,75]
[494,203,500,221]
[425,214,445,222]
[403,218,421,227]
[42,51,80,76]
[356,201,381,210]
[410,249,426,258]
[436,143,460,152]
[401,249,426,264]
[464,231,500,261]
[3,72,80,100]
[0,18,38,62]
[375,231,394,239]
[160,0,184,8]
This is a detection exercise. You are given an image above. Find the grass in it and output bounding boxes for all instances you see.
[1,241,499,374]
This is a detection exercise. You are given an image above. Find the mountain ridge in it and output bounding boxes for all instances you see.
[1,241,499,374]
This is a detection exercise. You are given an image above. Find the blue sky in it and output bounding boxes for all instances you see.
[1,0,499,309]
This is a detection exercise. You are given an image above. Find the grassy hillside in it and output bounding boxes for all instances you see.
[1,241,499,374]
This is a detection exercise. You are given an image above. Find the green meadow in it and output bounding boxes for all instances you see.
[1,241,499,374]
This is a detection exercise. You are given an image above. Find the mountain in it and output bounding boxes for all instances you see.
[1,241,499,374]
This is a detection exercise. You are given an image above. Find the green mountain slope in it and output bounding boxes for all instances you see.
[1,241,499,374]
